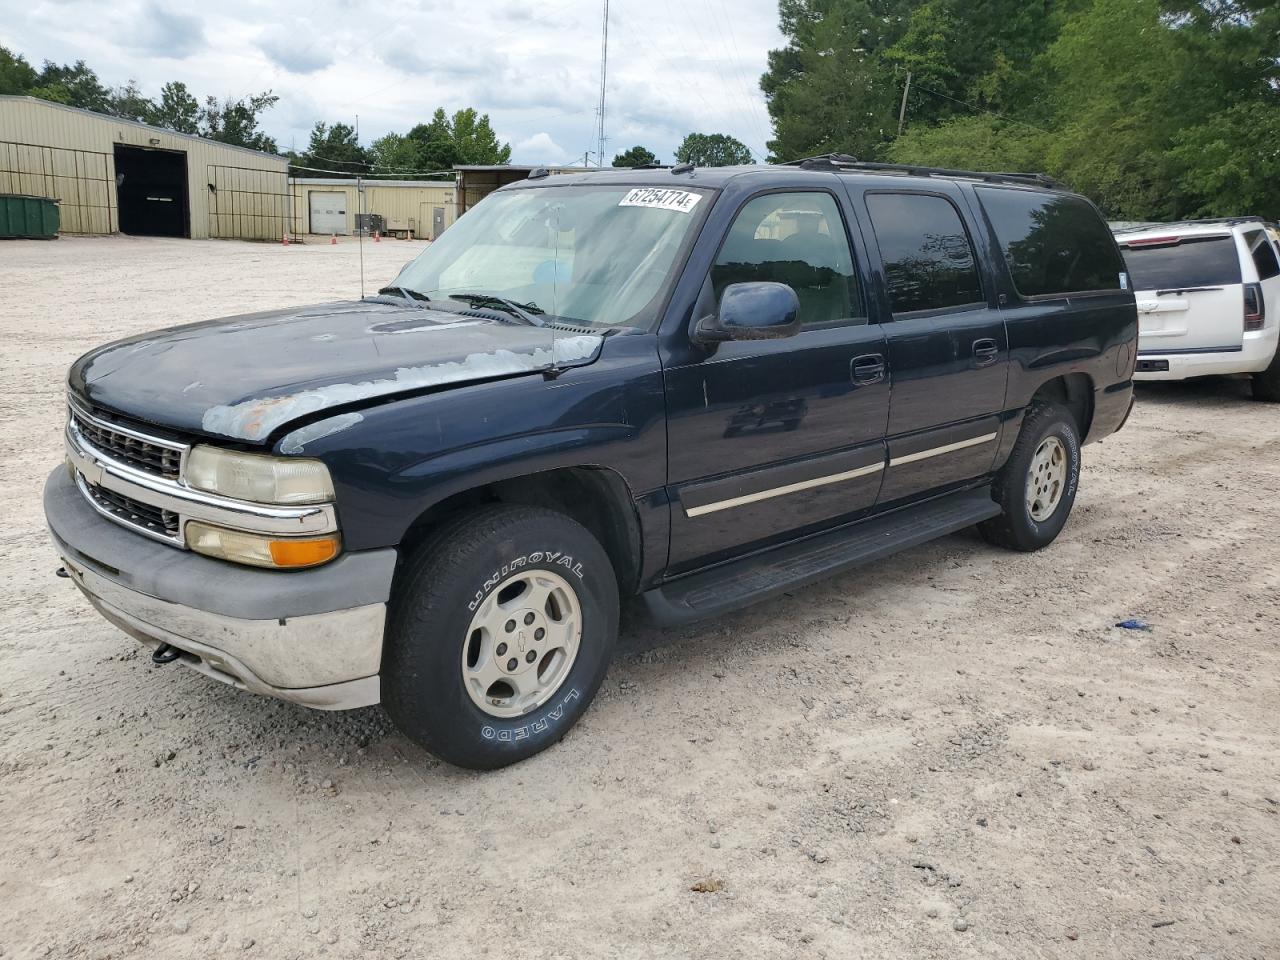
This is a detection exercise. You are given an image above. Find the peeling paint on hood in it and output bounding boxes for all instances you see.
[279,412,365,455]
[205,336,601,441]
[67,301,605,443]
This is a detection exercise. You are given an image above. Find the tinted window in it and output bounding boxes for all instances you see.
[1244,229,1280,280]
[865,193,983,315]
[712,192,863,326]
[977,188,1124,296]
[1118,236,1242,290]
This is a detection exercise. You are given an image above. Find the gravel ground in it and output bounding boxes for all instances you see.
[1,235,1277,960]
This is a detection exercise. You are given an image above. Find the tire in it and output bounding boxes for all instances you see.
[382,504,619,770]
[979,400,1081,552]
[1252,351,1280,402]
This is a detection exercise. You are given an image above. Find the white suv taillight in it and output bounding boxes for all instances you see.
[1244,282,1265,332]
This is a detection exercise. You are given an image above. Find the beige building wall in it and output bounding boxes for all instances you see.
[287,178,458,239]
[0,96,288,239]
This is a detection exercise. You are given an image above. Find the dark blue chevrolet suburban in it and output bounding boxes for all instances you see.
[45,158,1137,768]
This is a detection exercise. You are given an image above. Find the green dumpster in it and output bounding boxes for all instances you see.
[0,195,60,240]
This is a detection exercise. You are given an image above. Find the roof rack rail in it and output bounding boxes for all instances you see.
[1112,216,1266,234]
[779,154,1066,190]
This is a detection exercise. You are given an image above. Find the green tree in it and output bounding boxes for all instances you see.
[105,80,153,122]
[0,46,37,95]
[199,91,279,153]
[449,108,512,164]
[290,121,367,177]
[675,132,753,166]
[612,145,658,167]
[405,108,458,170]
[149,81,200,134]
[30,59,110,111]
[368,132,427,174]
[369,108,511,177]
[761,0,913,162]
[887,114,1046,171]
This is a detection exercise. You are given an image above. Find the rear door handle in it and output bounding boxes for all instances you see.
[973,338,1000,366]
[851,353,886,385]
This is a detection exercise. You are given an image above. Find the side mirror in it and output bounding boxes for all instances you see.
[693,282,801,344]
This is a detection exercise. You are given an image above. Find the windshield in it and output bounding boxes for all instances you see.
[1119,235,1242,290]
[389,184,711,328]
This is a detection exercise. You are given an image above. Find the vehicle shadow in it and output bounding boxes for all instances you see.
[1134,376,1255,407]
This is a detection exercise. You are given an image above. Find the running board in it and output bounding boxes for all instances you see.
[641,487,1000,627]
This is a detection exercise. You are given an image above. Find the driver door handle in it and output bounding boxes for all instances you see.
[973,338,1000,366]
[851,353,886,385]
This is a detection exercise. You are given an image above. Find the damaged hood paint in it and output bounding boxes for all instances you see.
[68,301,604,442]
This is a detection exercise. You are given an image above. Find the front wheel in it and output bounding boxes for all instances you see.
[382,504,618,769]
[979,400,1081,552]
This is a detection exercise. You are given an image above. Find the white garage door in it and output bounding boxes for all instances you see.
[309,192,348,235]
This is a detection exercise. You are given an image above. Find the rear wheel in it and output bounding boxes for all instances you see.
[1251,350,1280,402]
[382,504,618,769]
[979,400,1081,552]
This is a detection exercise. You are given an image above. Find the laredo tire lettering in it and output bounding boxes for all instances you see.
[479,689,581,741]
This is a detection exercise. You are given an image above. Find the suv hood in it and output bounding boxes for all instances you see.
[69,301,604,443]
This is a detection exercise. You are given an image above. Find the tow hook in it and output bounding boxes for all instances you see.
[55,566,69,579]
[152,643,182,665]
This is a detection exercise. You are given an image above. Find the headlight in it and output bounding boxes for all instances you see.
[186,521,341,569]
[185,445,334,505]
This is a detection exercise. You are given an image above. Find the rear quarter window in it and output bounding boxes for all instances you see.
[1244,229,1280,281]
[977,188,1125,297]
[1118,236,1242,290]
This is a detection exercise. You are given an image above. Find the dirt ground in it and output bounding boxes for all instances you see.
[1,235,1277,960]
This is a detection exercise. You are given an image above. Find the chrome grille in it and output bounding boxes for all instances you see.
[83,480,181,540]
[70,407,183,479]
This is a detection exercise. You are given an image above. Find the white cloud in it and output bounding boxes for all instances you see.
[3,0,784,161]
[513,132,569,164]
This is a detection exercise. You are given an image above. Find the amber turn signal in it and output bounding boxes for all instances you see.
[186,520,341,569]
[268,536,341,568]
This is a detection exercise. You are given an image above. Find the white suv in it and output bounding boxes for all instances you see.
[1113,218,1280,401]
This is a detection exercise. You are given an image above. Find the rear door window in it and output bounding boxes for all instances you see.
[1244,229,1280,281]
[976,188,1124,296]
[1117,236,1242,290]
[865,192,984,315]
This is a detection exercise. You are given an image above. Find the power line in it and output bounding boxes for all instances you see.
[908,82,1052,135]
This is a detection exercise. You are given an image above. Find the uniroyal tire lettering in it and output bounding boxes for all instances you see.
[468,551,587,611]
[480,688,581,740]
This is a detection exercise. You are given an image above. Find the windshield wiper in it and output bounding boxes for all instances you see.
[448,292,545,326]
[377,285,432,303]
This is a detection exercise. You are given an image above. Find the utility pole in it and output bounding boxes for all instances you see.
[596,0,609,167]
[897,72,912,136]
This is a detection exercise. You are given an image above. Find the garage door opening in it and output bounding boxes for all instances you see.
[309,191,349,235]
[114,144,189,238]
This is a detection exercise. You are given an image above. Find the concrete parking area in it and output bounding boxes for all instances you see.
[1,236,1278,959]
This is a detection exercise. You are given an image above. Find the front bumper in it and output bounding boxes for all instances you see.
[44,467,395,710]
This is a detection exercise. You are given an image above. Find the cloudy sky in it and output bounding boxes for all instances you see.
[2,0,785,165]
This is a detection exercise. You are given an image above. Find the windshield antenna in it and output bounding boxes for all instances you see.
[357,175,365,298]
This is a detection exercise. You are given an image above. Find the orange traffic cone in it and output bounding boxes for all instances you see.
[330,233,337,245]
[374,231,380,243]
[281,230,289,246]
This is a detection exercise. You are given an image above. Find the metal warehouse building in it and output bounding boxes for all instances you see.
[287,178,457,239]
[0,96,289,240]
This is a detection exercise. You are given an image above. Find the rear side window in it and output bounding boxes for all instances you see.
[865,192,984,315]
[1244,229,1280,281]
[977,188,1124,297]
[1118,236,1242,290]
